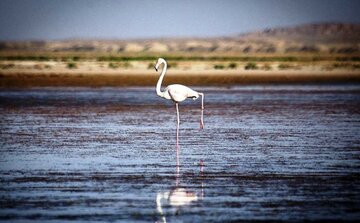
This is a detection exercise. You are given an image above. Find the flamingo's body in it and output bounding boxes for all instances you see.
[159,84,200,102]
[155,58,204,145]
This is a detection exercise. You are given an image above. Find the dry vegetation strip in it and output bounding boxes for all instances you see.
[1,71,360,87]
[1,54,360,62]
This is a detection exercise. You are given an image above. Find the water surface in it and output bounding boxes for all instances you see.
[0,85,359,222]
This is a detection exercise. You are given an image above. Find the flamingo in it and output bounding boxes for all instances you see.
[154,58,204,146]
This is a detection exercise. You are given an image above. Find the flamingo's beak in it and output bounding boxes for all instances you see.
[154,66,158,72]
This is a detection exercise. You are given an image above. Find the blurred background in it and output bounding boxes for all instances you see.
[1,1,360,222]
[0,0,359,86]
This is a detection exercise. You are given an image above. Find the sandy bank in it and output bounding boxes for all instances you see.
[1,70,360,87]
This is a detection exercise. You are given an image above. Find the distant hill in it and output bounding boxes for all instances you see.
[241,23,360,42]
[1,23,359,54]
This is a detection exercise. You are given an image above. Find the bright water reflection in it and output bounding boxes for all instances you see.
[155,157,204,223]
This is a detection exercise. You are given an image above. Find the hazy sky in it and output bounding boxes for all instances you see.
[0,0,360,40]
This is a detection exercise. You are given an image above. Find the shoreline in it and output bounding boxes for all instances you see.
[1,70,360,87]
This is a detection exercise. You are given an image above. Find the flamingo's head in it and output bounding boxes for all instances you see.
[154,58,166,72]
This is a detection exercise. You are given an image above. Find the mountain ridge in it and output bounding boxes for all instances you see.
[1,23,359,54]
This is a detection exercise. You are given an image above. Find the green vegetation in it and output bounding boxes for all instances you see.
[0,63,15,69]
[244,62,258,70]
[67,62,77,69]
[33,64,43,70]
[353,64,360,69]
[278,63,301,70]
[61,56,81,62]
[108,62,120,69]
[331,63,360,70]
[262,64,272,70]
[278,63,292,70]
[147,62,177,69]
[214,64,225,69]
[97,55,302,62]
[122,62,132,68]
[228,62,237,69]
[148,62,154,69]
[1,54,360,63]
[213,63,238,70]
[335,56,360,62]
[0,56,51,61]
[1,52,359,74]
[72,56,80,61]
[168,62,178,69]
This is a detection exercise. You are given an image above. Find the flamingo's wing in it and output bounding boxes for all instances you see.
[166,84,200,102]
[167,86,187,102]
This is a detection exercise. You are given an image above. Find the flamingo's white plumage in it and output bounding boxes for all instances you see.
[154,58,204,145]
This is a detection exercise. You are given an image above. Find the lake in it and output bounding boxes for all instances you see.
[0,85,359,222]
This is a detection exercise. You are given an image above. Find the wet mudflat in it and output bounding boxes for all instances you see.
[0,85,359,222]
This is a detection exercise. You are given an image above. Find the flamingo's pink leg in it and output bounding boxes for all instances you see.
[175,102,180,186]
[175,102,180,145]
[199,93,205,129]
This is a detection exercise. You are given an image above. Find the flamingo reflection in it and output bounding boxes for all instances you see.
[156,156,204,223]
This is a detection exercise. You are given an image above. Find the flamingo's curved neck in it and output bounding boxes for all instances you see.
[156,60,167,97]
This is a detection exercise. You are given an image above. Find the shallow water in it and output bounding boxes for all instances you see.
[0,85,360,222]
